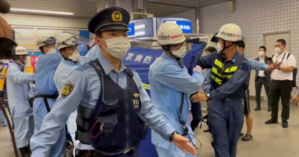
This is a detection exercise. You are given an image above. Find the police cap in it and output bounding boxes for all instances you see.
[88,7,130,34]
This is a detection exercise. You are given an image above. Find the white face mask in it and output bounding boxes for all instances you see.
[172,46,187,58]
[103,36,131,59]
[68,50,80,62]
[46,48,56,55]
[216,42,223,52]
[258,51,264,57]
[274,47,281,53]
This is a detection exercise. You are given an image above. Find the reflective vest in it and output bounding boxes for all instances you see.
[24,65,34,73]
[76,60,148,155]
[210,58,239,86]
[0,66,8,92]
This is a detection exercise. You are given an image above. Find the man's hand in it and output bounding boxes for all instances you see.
[193,65,202,73]
[190,93,208,103]
[268,61,281,71]
[172,134,196,155]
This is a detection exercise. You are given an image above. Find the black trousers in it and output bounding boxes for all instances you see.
[270,80,292,121]
[243,89,250,115]
[190,102,202,131]
[255,77,271,108]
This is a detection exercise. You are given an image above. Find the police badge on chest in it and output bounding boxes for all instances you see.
[133,93,140,110]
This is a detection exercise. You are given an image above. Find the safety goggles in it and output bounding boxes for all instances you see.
[63,36,78,46]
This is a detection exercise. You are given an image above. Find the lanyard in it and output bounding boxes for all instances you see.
[276,52,287,63]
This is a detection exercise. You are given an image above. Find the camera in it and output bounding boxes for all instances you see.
[0,37,17,59]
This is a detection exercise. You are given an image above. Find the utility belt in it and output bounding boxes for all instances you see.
[75,147,136,157]
[225,95,242,101]
[272,79,291,82]
[29,94,58,112]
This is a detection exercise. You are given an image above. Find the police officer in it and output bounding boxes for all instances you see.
[54,33,88,154]
[6,46,35,157]
[32,35,63,156]
[191,23,250,157]
[30,7,196,157]
[149,22,204,157]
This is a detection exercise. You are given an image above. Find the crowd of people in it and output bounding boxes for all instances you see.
[1,3,299,157]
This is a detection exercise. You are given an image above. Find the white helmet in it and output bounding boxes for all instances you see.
[215,23,242,42]
[37,36,56,48]
[157,22,185,46]
[15,46,28,55]
[56,33,78,50]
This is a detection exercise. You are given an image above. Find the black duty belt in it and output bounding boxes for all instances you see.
[75,148,134,157]
[272,80,291,82]
[30,94,58,112]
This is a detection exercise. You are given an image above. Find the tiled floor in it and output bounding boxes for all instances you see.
[1,100,299,157]
[0,123,16,157]
[196,101,299,157]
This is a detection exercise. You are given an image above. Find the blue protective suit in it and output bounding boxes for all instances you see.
[6,63,35,148]
[197,52,250,157]
[203,58,268,94]
[149,53,204,157]
[32,53,63,157]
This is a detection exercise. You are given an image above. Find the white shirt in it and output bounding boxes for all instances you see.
[271,51,296,80]
[258,57,265,77]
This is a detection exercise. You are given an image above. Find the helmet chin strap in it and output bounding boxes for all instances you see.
[14,56,26,66]
[219,40,233,55]
[63,56,78,64]
[170,52,181,60]
[162,45,179,59]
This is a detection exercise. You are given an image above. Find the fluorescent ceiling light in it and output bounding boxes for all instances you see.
[134,24,145,30]
[135,31,145,36]
[10,8,74,15]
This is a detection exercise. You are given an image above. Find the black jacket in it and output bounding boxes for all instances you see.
[255,56,271,82]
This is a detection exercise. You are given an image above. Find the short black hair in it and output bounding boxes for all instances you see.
[96,32,103,38]
[236,40,245,48]
[205,46,217,53]
[259,46,267,51]
[276,39,286,46]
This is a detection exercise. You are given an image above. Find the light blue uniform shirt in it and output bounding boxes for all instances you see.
[53,57,88,146]
[85,45,100,61]
[31,52,176,157]
[149,53,204,150]
[6,63,35,118]
[54,57,88,92]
